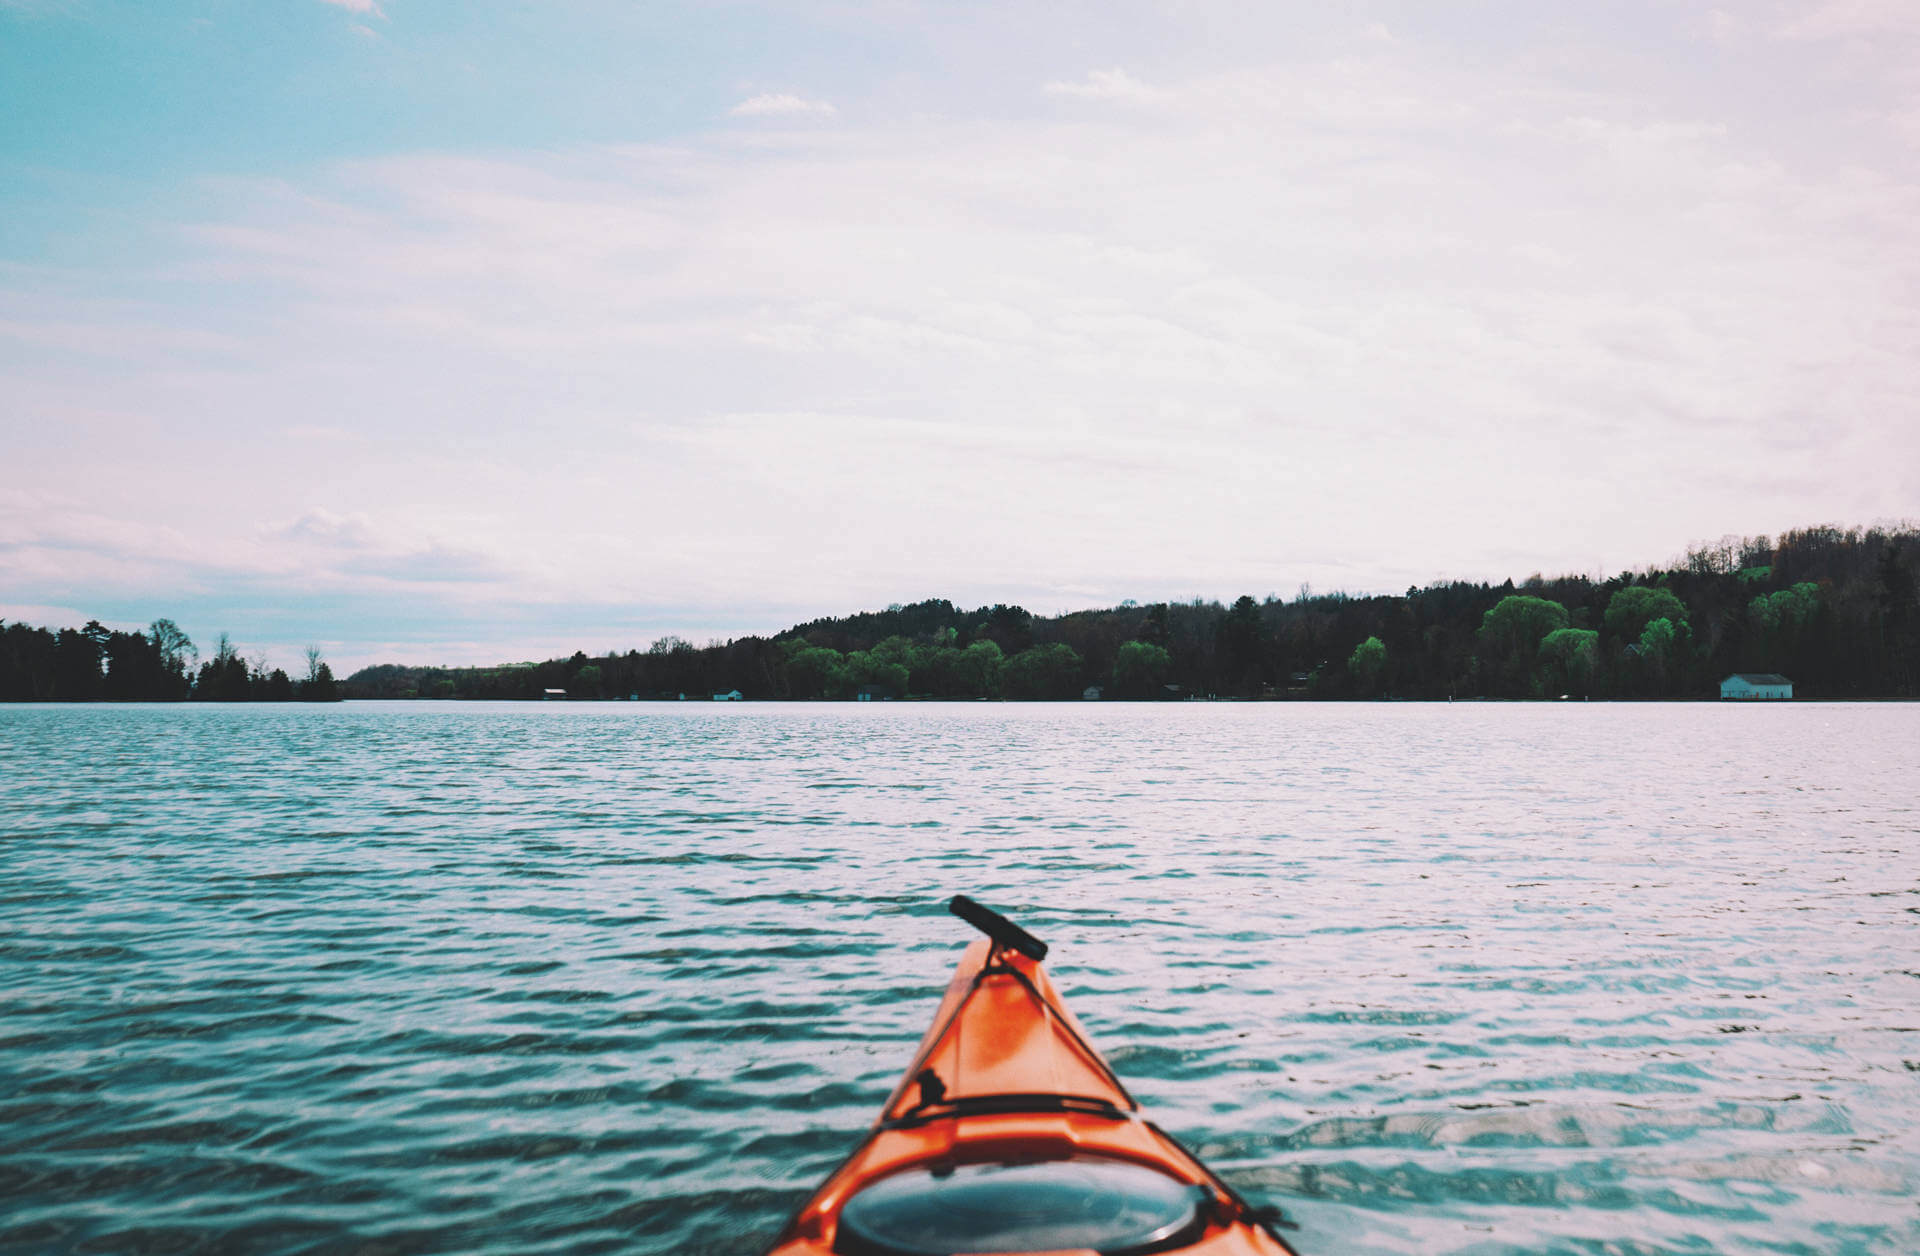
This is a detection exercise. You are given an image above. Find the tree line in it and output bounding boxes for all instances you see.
[339,524,1918,702]
[0,619,340,702]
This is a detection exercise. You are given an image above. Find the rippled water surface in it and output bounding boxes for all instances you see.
[3,701,1918,1255]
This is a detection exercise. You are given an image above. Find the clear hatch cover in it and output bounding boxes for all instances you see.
[834,1157,1207,1256]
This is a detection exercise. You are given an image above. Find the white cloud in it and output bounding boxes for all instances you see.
[0,493,510,601]
[728,93,836,118]
[278,507,380,548]
[1773,0,1920,40]
[320,0,383,14]
[4,25,1918,662]
[1042,67,1171,104]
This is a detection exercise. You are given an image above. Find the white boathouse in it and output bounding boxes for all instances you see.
[1720,673,1792,700]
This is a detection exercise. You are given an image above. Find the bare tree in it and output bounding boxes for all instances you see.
[148,619,197,672]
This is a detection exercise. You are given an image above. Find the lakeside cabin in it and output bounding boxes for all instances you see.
[712,689,743,701]
[1720,673,1793,701]
[542,688,566,700]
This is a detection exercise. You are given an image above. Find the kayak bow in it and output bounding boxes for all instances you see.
[765,896,1299,1256]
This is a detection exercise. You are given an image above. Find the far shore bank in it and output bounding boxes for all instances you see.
[8,524,1916,704]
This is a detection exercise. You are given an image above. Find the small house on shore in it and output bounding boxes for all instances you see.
[712,689,743,701]
[1082,685,1103,701]
[1720,673,1792,700]
[543,688,566,700]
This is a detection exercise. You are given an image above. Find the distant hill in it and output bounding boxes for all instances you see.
[337,524,1918,701]
[7,524,1912,702]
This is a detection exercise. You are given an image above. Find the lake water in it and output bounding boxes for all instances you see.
[2,701,1917,1255]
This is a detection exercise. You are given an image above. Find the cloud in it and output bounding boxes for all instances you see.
[278,507,380,548]
[319,0,383,14]
[1772,0,1920,40]
[728,93,836,118]
[0,492,548,669]
[264,510,515,589]
[4,25,1917,664]
[1042,67,1171,104]
[0,494,515,610]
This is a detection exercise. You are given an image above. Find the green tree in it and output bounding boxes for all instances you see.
[786,646,847,699]
[1604,586,1689,640]
[846,650,910,698]
[1538,627,1600,696]
[1639,617,1677,657]
[1348,636,1387,696]
[952,640,1003,698]
[1747,581,1819,674]
[1002,643,1084,699]
[869,635,919,670]
[1112,640,1171,698]
[573,664,604,697]
[1749,581,1820,633]
[1482,596,1570,651]
[1479,595,1569,695]
[1634,617,1681,690]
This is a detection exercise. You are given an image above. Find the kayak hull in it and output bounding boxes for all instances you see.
[765,938,1297,1256]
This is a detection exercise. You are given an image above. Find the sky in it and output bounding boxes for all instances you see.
[3,0,1917,672]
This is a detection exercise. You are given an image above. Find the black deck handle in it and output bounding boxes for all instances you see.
[949,895,1048,962]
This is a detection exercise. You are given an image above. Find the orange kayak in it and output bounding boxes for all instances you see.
[765,896,1300,1256]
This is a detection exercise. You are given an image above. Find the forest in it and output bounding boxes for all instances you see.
[4,525,1914,703]
[342,524,1918,702]
[0,620,339,702]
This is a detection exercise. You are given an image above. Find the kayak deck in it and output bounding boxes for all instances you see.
[765,909,1297,1256]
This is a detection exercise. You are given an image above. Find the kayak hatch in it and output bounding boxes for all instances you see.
[764,896,1299,1256]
